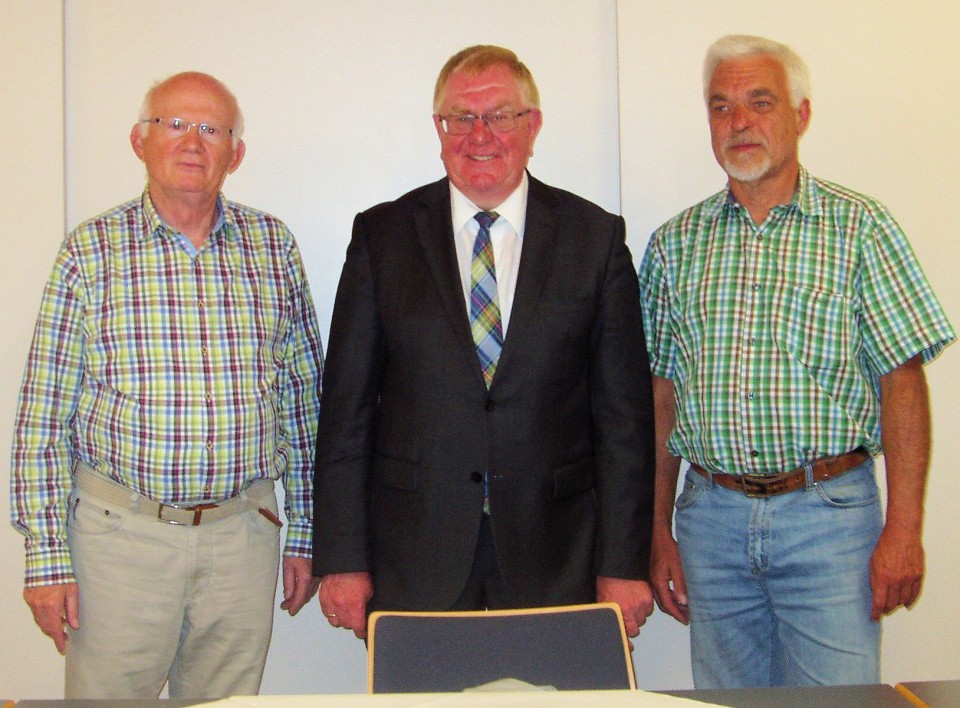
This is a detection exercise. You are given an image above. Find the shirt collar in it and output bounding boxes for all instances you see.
[449,171,528,237]
[709,164,820,220]
[139,189,234,243]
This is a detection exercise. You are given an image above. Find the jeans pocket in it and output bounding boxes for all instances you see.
[814,466,879,508]
[675,477,703,510]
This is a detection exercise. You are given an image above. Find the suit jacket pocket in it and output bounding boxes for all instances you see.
[373,453,418,492]
[553,459,595,499]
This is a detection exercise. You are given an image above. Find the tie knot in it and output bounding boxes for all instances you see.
[474,211,499,231]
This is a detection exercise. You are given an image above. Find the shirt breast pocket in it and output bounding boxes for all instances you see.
[774,285,854,373]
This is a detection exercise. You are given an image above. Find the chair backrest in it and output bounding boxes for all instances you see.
[367,602,635,693]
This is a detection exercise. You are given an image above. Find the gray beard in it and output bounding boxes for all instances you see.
[723,153,772,183]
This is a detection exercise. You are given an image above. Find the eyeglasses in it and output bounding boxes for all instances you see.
[437,110,534,135]
[140,117,235,144]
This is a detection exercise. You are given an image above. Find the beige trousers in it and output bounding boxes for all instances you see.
[64,480,281,698]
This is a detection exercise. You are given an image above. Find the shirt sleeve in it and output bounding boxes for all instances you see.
[275,233,324,558]
[857,203,956,375]
[637,230,676,379]
[10,241,85,587]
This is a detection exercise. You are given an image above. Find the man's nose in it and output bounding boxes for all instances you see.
[467,116,494,141]
[731,103,752,130]
[179,125,206,148]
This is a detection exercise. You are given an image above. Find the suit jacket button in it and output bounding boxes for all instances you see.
[470,471,483,484]
[484,399,496,411]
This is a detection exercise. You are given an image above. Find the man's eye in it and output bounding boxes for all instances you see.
[201,125,218,136]
[454,115,475,125]
[487,113,508,123]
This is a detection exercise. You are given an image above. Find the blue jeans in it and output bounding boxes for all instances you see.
[675,457,882,688]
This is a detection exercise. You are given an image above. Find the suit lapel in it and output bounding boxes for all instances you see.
[495,175,561,380]
[412,180,484,379]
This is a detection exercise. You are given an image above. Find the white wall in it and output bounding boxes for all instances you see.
[0,0,67,700]
[618,0,960,688]
[1,0,957,701]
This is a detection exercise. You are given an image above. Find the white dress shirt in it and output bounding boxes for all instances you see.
[449,172,528,337]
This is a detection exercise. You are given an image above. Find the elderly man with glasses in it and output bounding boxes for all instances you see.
[313,45,656,640]
[11,71,324,699]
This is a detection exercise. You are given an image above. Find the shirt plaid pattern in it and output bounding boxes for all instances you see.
[638,167,954,475]
[470,211,503,388]
[11,191,324,586]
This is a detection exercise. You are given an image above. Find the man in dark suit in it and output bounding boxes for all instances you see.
[313,45,655,639]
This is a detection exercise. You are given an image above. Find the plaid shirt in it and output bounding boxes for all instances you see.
[638,167,954,475]
[11,191,324,587]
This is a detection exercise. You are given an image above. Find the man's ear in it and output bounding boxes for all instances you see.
[130,123,145,161]
[227,139,246,174]
[796,98,812,138]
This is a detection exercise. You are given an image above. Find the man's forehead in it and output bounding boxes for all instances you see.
[710,56,786,94]
[152,81,235,118]
[444,67,519,99]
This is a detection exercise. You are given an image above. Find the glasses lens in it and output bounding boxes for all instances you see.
[198,124,225,143]
[485,112,519,133]
[444,115,476,135]
[165,118,188,135]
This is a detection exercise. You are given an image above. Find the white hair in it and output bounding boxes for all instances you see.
[703,34,811,109]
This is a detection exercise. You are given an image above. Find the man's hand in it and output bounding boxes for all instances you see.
[24,582,80,655]
[649,528,690,625]
[596,576,654,638]
[870,523,924,621]
[318,572,373,639]
[280,556,321,616]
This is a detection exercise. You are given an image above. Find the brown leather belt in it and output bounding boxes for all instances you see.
[691,448,870,498]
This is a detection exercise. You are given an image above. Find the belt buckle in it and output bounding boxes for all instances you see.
[157,503,186,525]
[738,475,768,498]
[739,471,794,498]
[157,502,220,525]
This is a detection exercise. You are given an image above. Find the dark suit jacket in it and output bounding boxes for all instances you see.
[313,174,655,611]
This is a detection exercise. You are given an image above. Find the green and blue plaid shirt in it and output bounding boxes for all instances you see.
[638,167,954,476]
[11,190,324,587]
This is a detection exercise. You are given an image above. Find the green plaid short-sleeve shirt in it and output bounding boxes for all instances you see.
[638,167,954,475]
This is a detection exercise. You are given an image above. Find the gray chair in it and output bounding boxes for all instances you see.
[367,602,635,693]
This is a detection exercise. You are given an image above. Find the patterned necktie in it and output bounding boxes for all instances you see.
[470,211,503,388]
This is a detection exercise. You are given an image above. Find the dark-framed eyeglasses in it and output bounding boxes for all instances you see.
[437,110,534,135]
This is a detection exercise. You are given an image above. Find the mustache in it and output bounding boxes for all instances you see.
[725,135,767,150]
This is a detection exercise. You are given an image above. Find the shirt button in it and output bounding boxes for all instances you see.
[747,392,755,400]
[484,399,496,412]
[470,471,483,484]
[750,450,760,457]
